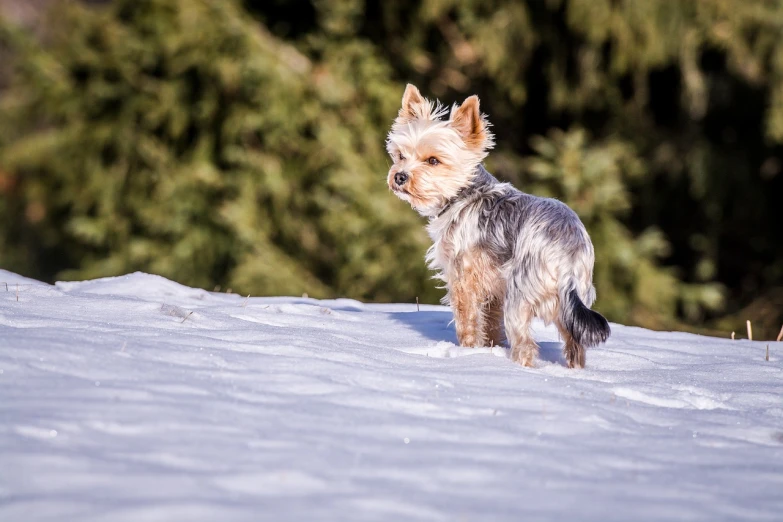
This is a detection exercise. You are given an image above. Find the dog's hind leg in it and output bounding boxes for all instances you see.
[504,298,537,366]
[556,319,585,369]
[556,284,609,369]
[484,297,505,348]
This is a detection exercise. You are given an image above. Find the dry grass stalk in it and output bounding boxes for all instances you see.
[731,331,735,340]
[181,311,194,323]
[777,324,783,343]
[746,320,752,341]
[766,344,770,362]
[416,296,420,312]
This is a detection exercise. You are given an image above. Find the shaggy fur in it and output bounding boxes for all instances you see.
[386,84,610,368]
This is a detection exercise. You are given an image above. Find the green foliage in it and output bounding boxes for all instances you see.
[2,0,782,334]
[0,0,437,302]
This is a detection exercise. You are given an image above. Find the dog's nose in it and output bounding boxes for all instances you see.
[394,171,409,186]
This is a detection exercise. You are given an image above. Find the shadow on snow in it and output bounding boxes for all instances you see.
[387,309,568,367]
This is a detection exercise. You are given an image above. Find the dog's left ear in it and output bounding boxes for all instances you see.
[450,95,493,151]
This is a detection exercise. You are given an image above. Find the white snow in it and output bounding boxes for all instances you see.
[0,269,781,521]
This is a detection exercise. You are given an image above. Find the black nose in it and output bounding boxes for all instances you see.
[394,171,409,186]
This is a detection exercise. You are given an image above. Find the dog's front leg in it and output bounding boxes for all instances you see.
[485,297,505,347]
[451,280,485,348]
[449,251,491,348]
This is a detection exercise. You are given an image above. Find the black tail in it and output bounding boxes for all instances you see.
[562,289,610,347]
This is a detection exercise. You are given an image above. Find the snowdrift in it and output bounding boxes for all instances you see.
[1,270,781,521]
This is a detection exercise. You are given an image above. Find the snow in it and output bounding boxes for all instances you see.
[1,269,781,521]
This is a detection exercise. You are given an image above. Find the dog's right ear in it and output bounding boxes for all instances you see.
[399,84,425,121]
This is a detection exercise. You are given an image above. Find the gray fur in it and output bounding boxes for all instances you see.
[426,165,610,366]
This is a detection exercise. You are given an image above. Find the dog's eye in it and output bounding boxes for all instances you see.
[427,157,440,166]
[398,153,405,162]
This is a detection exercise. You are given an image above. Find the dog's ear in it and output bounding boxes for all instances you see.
[399,84,425,121]
[450,95,492,151]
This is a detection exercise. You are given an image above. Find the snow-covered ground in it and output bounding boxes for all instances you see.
[0,269,781,521]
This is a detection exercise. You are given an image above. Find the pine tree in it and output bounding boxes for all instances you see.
[0,0,437,302]
[2,0,783,335]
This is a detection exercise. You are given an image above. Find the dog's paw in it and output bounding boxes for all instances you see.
[510,345,539,367]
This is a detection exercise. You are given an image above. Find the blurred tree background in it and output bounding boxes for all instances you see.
[1,0,781,337]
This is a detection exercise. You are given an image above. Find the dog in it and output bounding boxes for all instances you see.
[386,84,610,368]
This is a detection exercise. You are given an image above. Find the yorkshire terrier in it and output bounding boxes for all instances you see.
[386,84,610,368]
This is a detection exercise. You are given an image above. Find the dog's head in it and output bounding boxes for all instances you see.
[386,84,494,217]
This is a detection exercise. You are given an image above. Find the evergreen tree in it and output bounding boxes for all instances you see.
[251,0,780,332]
[2,0,782,335]
[0,0,438,302]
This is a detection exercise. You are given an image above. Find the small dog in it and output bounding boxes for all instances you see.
[386,84,610,368]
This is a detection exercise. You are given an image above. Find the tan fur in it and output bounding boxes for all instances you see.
[386,85,494,217]
[388,148,473,212]
[449,248,503,348]
[557,319,585,369]
[485,298,505,348]
[399,84,426,121]
[450,96,490,151]
[505,306,537,366]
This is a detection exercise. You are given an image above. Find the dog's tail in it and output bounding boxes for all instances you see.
[559,284,610,348]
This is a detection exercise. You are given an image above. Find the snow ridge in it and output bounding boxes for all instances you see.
[1,270,781,521]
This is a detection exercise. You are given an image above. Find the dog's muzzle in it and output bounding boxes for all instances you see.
[394,171,409,186]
